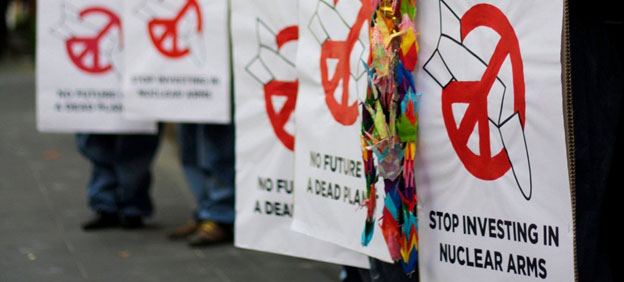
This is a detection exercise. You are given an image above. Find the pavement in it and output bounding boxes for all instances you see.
[0,59,342,282]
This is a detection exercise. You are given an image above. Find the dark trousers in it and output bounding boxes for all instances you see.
[570,2,623,282]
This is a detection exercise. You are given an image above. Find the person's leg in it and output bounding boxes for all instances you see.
[76,134,121,230]
[170,123,235,244]
[168,123,203,239]
[368,258,419,282]
[177,123,235,222]
[193,123,235,224]
[86,163,118,214]
[114,132,161,226]
[178,123,203,215]
[340,265,371,282]
[569,5,623,281]
[178,123,234,246]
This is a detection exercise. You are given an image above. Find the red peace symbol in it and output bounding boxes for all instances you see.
[65,7,120,74]
[148,0,202,58]
[442,4,526,180]
[319,0,372,126]
[264,26,299,151]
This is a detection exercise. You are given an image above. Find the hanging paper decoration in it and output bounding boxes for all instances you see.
[361,0,420,275]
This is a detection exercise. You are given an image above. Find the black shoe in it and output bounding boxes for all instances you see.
[120,215,145,229]
[82,212,119,231]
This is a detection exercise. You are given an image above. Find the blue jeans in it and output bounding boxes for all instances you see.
[76,133,160,217]
[179,124,235,224]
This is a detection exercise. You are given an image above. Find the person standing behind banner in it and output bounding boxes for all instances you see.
[167,123,235,246]
[77,133,161,230]
[0,0,9,58]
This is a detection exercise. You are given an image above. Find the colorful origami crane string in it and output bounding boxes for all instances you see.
[360,0,421,275]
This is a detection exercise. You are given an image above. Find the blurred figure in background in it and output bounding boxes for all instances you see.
[1,0,36,59]
[77,133,161,230]
[1,0,9,58]
[167,124,235,247]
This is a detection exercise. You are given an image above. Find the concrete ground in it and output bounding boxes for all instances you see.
[0,60,342,282]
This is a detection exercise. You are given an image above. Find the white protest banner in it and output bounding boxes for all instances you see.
[416,0,575,280]
[121,0,230,123]
[232,0,369,268]
[292,0,392,262]
[37,0,156,133]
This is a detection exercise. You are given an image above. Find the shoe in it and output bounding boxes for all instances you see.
[187,221,233,247]
[82,212,119,231]
[120,215,145,229]
[167,220,199,240]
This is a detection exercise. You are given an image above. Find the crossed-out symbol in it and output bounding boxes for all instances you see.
[441,4,526,180]
[319,0,372,126]
[148,0,202,58]
[264,26,299,151]
[65,7,120,74]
